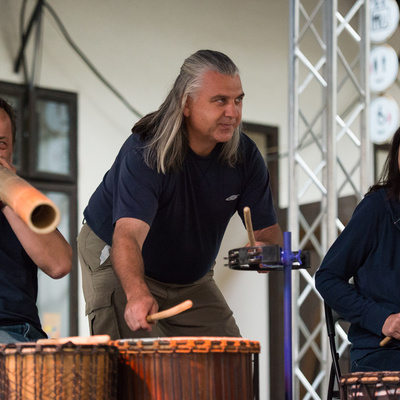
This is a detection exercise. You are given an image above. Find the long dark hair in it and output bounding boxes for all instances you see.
[367,127,400,199]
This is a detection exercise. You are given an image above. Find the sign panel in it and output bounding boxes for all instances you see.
[371,0,400,43]
[370,45,399,93]
[370,95,399,144]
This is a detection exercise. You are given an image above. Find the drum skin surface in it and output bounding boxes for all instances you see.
[341,371,400,399]
[112,336,260,400]
[0,341,119,400]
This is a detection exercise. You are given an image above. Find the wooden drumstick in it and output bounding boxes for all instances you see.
[244,206,256,246]
[146,300,193,323]
[380,336,392,347]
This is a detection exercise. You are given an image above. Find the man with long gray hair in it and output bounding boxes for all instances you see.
[78,49,283,339]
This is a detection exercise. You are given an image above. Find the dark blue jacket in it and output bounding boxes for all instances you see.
[315,188,400,362]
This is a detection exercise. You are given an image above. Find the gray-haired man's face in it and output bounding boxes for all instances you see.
[183,70,244,157]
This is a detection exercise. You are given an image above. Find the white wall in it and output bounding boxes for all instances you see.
[0,1,292,398]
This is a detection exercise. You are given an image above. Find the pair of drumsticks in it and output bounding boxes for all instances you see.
[133,209,255,325]
[129,207,253,324]
[132,209,254,326]
[146,208,254,322]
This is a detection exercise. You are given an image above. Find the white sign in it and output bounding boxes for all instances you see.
[370,95,399,144]
[370,45,399,93]
[371,0,400,43]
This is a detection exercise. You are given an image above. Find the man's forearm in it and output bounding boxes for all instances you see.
[2,205,72,278]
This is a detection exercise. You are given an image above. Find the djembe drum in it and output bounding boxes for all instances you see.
[113,336,260,400]
[0,339,119,400]
[340,372,400,399]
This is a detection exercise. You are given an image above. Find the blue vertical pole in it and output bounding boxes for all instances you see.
[283,231,293,400]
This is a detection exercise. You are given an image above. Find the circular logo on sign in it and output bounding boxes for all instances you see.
[371,0,400,43]
[370,95,399,144]
[370,45,399,93]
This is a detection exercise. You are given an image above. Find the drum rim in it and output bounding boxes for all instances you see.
[111,336,261,354]
[340,371,400,385]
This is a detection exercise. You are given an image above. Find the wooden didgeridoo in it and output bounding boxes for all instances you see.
[146,300,193,322]
[0,165,60,234]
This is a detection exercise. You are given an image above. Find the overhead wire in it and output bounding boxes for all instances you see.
[19,0,29,84]
[33,0,143,118]
[30,2,43,88]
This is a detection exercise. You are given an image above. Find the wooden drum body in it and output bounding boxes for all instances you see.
[113,337,260,400]
[340,371,400,399]
[0,341,119,400]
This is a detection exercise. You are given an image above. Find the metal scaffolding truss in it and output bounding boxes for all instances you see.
[288,0,370,399]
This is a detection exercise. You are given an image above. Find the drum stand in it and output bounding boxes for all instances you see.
[282,231,295,400]
[227,231,309,400]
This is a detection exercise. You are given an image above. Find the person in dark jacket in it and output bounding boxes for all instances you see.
[316,127,400,372]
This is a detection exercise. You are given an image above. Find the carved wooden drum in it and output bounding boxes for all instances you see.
[113,336,260,400]
[340,371,400,399]
[0,341,119,400]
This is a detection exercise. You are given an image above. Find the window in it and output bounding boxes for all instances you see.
[242,121,279,205]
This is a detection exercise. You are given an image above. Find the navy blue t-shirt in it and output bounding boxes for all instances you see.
[0,212,43,331]
[84,132,277,284]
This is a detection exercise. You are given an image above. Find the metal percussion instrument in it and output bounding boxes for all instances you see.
[225,244,310,271]
[226,230,310,400]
